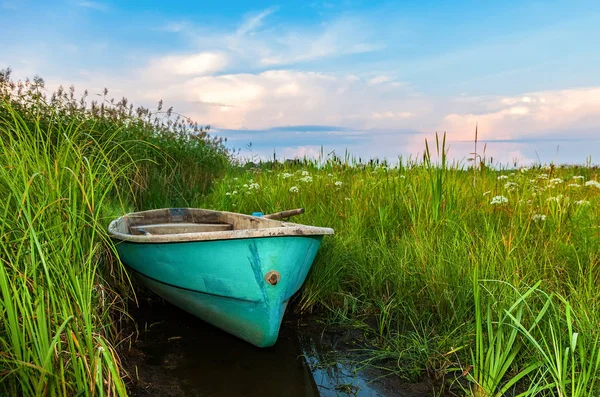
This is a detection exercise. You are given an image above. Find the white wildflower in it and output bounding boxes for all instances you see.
[301,170,310,176]
[520,167,530,173]
[573,175,585,180]
[510,173,516,176]
[299,176,313,183]
[575,200,590,206]
[547,196,561,203]
[491,195,508,205]
[549,178,563,184]
[245,191,251,195]
[232,190,238,195]
[243,184,248,188]
[289,186,299,193]
[399,175,406,179]
[568,183,581,188]
[497,175,509,180]
[334,181,343,187]
[537,174,549,180]
[225,192,231,196]
[532,214,547,222]
[504,182,518,190]
[233,177,239,181]
[584,180,600,188]
[282,172,292,179]
[327,173,334,177]
[248,182,260,190]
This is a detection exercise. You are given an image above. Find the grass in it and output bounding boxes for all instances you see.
[202,149,600,394]
[1,69,599,395]
[0,71,229,396]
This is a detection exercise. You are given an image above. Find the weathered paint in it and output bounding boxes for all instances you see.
[115,235,324,347]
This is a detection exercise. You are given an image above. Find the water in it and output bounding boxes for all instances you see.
[126,298,435,397]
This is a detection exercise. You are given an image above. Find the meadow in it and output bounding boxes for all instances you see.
[1,69,599,396]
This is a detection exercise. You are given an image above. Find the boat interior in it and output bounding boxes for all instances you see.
[116,208,285,236]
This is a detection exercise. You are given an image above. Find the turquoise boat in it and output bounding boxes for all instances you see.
[108,208,333,347]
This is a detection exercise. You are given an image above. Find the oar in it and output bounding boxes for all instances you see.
[263,208,305,220]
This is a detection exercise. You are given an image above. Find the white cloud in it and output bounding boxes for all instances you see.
[441,87,600,141]
[145,52,228,77]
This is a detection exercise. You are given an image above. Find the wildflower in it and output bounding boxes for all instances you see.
[567,183,581,188]
[573,175,585,180]
[334,181,343,187]
[504,182,518,190]
[249,182,260,190]
[233,177,239,181]
[282,173,292,179]
[497,175,509,180]
[243,184,248,188]
[529,179,536,184]
[532,214,547,222]
[300,176,313,183]
[225,192,231,196]
[232,190,238,195]
[575,200,590,206]
[301,170,310,176]
[245,191,251,195]
[584,180,600,188]
[327,173,334,177]
[510,173,516,176]
[289,186,299,193]
[520,167,530,173]
[491,195,508,205]
[549,178,563,184]
[399,175,406,179]
[98,346,105,353]
[537,174,548,180]
[547,196,561,203]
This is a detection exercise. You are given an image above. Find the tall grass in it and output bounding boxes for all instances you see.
[0,70,230,396]
[0,100,134,395]
[203,153,600,392]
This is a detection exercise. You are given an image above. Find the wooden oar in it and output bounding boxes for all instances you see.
[263,208,305,220]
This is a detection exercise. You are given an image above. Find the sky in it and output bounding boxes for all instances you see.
[2,0,600,165]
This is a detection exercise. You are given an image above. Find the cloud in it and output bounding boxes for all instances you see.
[236,6,279,36]
[440,87,600,142]
[145,52,228,78]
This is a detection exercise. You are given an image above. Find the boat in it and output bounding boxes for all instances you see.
[108,208,334,347]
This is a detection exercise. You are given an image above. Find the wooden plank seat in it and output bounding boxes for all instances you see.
[130,223,233,235]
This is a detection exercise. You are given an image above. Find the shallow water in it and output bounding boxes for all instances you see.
[126,298,436,397]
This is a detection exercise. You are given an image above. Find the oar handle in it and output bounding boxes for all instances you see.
[263,208,305,220]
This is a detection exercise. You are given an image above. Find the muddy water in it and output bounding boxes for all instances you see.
[126,298,437,397]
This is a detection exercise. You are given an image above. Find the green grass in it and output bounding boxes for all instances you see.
[202,153,600,394]
[0,71,229,396]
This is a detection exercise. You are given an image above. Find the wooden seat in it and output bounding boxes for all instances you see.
[130,223,233,235]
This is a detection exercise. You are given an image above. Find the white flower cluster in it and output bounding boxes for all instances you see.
[299,175,313,183]
[334,181,343,187]
[584,180,600,189]
[549,178,563,184]
[248,182,260,190]
[504,182,518,191]
[497,175,509,180]
[301,170,310,176]
[532,214,547,222]
[491,195,508,205]
[575,200,590,206]
[289,186,299,193]
[573,175,585,180]
[281,172,292,179]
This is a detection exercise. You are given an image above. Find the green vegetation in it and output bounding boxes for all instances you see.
[0,70,228,396]
[203,149,600,395]
[1,69,599,396]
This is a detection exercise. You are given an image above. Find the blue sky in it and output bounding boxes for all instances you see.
[2,0,600,164]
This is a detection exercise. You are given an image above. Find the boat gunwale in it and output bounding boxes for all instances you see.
[108,208,334,244]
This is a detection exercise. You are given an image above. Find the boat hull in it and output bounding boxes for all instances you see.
[115,235,324,347]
